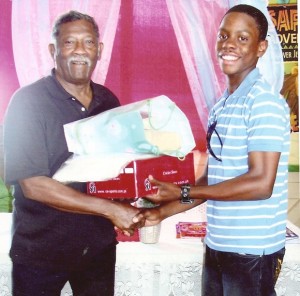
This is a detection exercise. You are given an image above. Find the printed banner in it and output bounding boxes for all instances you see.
[268,4,298,62]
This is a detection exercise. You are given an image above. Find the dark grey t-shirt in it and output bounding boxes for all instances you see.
[4,69,120,269]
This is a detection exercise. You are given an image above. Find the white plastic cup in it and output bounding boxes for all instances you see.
[139,224,161,244]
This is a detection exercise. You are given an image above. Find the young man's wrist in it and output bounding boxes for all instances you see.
[180,184,194,204]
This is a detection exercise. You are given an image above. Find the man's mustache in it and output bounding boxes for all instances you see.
[68,55,91,66]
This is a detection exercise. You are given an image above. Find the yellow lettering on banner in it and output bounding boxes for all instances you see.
[278,9,297,31]
[269,8,297,32]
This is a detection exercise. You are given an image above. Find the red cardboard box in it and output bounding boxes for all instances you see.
[87,153,195,199]
[115,228,140,242]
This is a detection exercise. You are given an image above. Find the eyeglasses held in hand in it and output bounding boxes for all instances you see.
[206,120,223,162]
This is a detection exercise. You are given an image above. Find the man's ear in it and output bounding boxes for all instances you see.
[48,43,55,60]
[97,42,104,60]
[257,40,268,58]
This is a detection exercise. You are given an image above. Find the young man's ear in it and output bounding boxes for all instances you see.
[257,40,268,58]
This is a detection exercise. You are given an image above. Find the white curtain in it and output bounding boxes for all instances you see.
[12,0,121,86]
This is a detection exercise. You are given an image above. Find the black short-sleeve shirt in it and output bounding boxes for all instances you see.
[4,69,121,268]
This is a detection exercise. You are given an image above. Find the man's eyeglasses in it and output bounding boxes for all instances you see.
[206,120,223,162]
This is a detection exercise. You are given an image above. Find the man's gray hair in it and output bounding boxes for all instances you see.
[51,10,99,41]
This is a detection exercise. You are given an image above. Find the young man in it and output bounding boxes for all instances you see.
[4,11,141,296]
[134,4,290,296]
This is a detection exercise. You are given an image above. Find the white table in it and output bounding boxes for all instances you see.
[1,210,300,296]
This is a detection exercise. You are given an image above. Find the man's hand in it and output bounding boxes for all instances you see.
[144,175,181,204]
[132,207,162,227]
[110,202,143,236]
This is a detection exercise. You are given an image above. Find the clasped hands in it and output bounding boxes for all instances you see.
[117,175,181,236]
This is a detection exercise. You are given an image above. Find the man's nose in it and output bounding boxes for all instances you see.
[73,41,87,53]
[222,37,237,49]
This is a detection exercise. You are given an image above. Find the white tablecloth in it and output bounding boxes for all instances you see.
[1,210,300,296]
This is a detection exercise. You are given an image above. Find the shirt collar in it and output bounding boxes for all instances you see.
[223,68,261,99]
[47,69,73,101]
[48,68,97,103]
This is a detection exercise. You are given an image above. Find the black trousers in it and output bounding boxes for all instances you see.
[12,245,116,296]
[202,245,285,296]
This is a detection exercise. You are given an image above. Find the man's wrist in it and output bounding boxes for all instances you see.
[180,184,194,204]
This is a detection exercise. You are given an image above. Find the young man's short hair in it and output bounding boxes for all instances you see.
[225,4,268,40]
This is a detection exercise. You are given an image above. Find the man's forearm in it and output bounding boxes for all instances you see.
[158,198,205,221]
[19,176,129,218]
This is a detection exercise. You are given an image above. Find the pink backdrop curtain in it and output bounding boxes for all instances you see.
[12,0,121,86]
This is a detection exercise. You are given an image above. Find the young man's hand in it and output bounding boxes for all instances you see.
[144,175,181,204]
